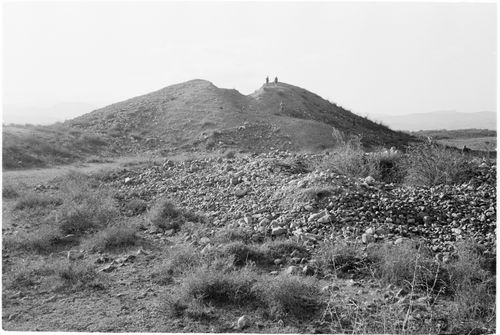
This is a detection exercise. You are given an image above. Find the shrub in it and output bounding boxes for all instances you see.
[368,241,447,294]
[224,242,269,266]
[151,245,201,284]
[445,241,496,321]
[225,151,236,159]
[323,145,379,179]
[56,172,118,235]
[403,143,474,185]
[6,261,55,290]
[13,192,62,210]
[263,239,309,260]
[58,196,118,235]
[316,241,366,277]
[54,260,105,291]
[125,198,148,214]
[148,198,183,230]
[85,225,139,252]
[164,265,259,317]
[6,259,103,292]
[3,184,19,199]
[3,225,76,254]
[78,133,107,146]
[254,274,323,320]
[212,227,255,244]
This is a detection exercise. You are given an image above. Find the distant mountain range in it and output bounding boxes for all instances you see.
[373,111,496,131]
[2,102,96,125]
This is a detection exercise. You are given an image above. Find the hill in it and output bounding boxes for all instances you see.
[4,79,414,169]
[373,111,496,131]
[66,79,413,152]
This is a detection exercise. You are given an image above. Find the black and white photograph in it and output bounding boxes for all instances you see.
[2,1,497,333]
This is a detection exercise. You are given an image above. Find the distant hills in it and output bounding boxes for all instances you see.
[3,102,96,125]
[373,111,496,131]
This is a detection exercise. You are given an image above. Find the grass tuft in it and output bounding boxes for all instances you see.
[3,225,76,254]
[13,192,62,210]
[84,225,139,252]
[3,184,19,199]
[254,274,323,320]
[403,143,474,185]
[148,198,183,230]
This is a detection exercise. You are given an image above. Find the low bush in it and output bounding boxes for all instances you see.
[85,225,139,252]
[223,242,269,266]
[164,265,259,317]
[403,143,474,185]
[263,239,309,260]
[2,184,19,199]
[367,241,448,294]
[153,245,201,280]
[78,133,107,147]
[148,198,183,231]
[445,241,496,321]
[212,226,255,244]
[254,274,323,320]
[316,241,366,277]
[56,171,119,235]
[125,198,148,214]
[324,145,380,179]
[3,225,76,254]
[6,258,104,292]
[13,192,62,210]
[58,197,118,235]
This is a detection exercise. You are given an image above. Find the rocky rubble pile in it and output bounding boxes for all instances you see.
[101,151,496,255]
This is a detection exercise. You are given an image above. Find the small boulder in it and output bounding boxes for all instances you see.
[271,227,287,236]
[237,315,251,329]
[199,237,211,245]
[284,266,300,275]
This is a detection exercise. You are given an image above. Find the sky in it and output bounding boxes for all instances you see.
[2,1,497,122]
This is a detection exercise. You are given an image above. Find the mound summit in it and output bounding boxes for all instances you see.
[67,79,413,153]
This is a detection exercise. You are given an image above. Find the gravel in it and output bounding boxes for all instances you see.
[96,151,496,255]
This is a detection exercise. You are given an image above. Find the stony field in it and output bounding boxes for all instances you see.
[2,146,496,333]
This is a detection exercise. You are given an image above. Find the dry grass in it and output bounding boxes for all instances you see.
[254,274,323,320]
[3,225,76,254]
[2,184,19,199]
[56,172,119,235]
[147,198,183,231]
[84,225,139,252]
[367,241,448,294]
[6,258,104,292]
[403,143,474,185]
[316,240,367,278]
[223,242,270,266]
[152,245,201,283]
[13,191,62,210]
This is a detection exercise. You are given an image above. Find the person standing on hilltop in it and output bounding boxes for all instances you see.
[266,76,269,85]
[274,76,278,84]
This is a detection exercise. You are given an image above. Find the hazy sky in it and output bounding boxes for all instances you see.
[3,1,497,118]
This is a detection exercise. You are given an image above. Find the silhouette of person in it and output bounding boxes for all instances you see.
[266,76,269,85]
[280,101,284,113]
[274,77,278,84]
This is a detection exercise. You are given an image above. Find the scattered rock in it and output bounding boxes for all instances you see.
[237,315,251,329]
[271,227,287,236]
[199,237,211,245]
[100,264,117,273]
[284,266,300,275]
